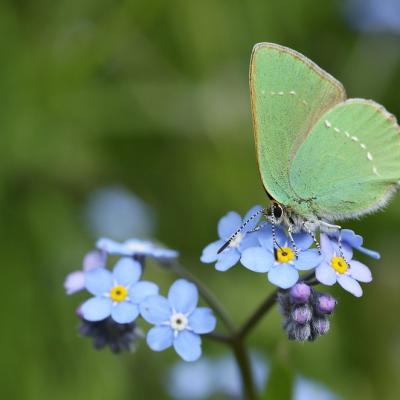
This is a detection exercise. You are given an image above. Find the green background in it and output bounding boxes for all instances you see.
[1,0,399,399]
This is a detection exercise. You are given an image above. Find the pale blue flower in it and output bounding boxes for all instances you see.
[96,237,178,259]
[316,234,372,297]
[140,279,216,362]
[200,205,263,271]
[328,229,380,259]
[241,224,322,289]
[81,257,159,323]
[64,250,106,295]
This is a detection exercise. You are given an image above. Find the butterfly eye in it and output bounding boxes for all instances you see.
[273,204,283,220]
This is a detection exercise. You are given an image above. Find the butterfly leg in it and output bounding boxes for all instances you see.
[302,221,321,254]
[287,224,299,258]
[319,221,348,264]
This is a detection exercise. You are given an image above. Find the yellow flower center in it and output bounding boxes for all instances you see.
[276,247,295,263]
[109,285,128,302]
[330,256,348,274]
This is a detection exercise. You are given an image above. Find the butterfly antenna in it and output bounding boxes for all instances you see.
[217,208,267,254]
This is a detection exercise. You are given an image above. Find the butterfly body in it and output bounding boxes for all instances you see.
[250,43,400,231]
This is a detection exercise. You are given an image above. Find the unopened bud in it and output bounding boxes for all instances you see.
[312,317,330,336]
[289,282,311,303]
[286,321,311,342]
[291,304,313,324]
[315,294,337,315]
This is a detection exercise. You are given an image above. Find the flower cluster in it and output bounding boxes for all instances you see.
[64,238,215,360]
[201,206,378,297]
[278,282,337,342]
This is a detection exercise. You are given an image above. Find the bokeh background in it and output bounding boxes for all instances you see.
[1,0,400,399]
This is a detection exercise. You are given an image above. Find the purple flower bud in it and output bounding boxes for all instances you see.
[286,321,311,342]
[291,305,313,324]
[315,294,337,315]
[83,250,107,271]
[289,282,311,303]
[312,317,330,336]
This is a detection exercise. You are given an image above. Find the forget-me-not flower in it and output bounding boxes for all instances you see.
[200,205,263,271]
[96,237,178,260]
[328,229,380,259]
[241,224,322,289]
[81,257,159,323]
[316,234,372,297]
[64,250,107,295]
[140,279,216,362]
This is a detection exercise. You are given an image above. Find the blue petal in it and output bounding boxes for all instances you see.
[268,264,299,289]
[112,257,141,286]
[357,245,381,260]
[215,248,240,271]
[200,240,224,263]
[218,212,242,240]
[238,231,260,252]
[148,247,179,259]
[340,229,363,248]
[337,275,363,297]
[147,326,174,351]
[111,302,139,323]
[241,247,274,273]
[85,268,113,296]
[96,238,124,255]
[189,308,216,334]
[81,297,112,321]
[140,295,171,324]
[292,231,314,250]
[129,281,159,304]
[258,225,287,250]
[242,205,264,232]
[349,260,372,283]
[320,234,334,260]
[315,262,337,285]
[168,279,198,314]
[173,330,202,362]
[295,249,323,270]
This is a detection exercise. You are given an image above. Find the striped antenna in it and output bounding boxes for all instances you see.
[217,207,267,254]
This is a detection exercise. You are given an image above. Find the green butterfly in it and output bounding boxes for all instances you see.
[248,42,400,238]
[217,43,400,255]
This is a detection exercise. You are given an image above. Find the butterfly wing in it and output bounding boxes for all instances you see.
[289,99,400,220]
[250,43,346,205]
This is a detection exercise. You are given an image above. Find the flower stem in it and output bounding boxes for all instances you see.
[232,339,257,400]
[165,261,236,333]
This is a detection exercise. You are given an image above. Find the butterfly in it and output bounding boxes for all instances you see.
[219,43,400,253]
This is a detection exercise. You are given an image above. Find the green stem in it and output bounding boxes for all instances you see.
[232,339,257,400]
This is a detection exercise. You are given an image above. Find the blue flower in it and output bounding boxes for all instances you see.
[200,205,263,271]
[316,234,372,297]
[81,257,159,323]
[96,237,178,259]
[140,279,216,362]
[241,224,322,289]
[328,229,380,259]
[64,250,107,295]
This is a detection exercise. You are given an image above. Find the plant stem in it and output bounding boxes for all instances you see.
[166,261,236,333]
[232,339,256,400]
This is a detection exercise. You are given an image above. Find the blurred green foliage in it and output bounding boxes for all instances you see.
[1,0,400,399]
